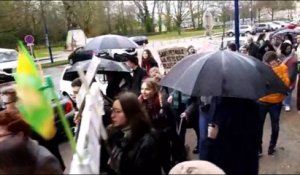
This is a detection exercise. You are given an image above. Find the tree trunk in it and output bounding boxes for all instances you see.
[271,9,274,21]
[188,1,195,29]
[105,1,112,33]
[165,1,172,32]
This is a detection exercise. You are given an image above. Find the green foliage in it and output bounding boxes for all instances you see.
[0,33,19,49]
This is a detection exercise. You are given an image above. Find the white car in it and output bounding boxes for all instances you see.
[59,65,108,100]
[0,48,18,74]
[226,25,256,37]
[268,22,282,31]
[273,21,289,28]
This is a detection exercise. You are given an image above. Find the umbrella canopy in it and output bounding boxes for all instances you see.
[160,50,288,100]
[66,58,131,73]
[84,34,139,51]
[270,29,297,43]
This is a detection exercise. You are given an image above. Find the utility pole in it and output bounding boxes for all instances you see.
[234,0,240,49]
[250,0,253,25]
[40,1,54,63]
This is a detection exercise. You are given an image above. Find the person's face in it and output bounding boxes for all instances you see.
[268,60,280,68]
[150,70,159,78]
[72,86,80,101]
[240,48,248,54]
[111,100,127,128]
[297,37,300,44]
[126,61,135,69]
[285,46,292,54]
[141,83,155,100]
[142,51,149,59]
[188,47,195,54]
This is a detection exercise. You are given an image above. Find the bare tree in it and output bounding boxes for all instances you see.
[173,0,189,35]
[133,0,157,33]
[164,0,172,32]
[187,0,196,29]
[157,1,164,33]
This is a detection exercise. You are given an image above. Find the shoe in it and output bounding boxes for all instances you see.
[192,147,199,154]
[285,106,291,112]
[268,146,276,155]
[258,145,263,157]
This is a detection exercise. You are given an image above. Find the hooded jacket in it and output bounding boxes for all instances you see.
[259,63,290,103]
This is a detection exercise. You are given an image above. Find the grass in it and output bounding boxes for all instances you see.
[34,46,64,58]
[41,60,68,68]
[147,28,225,41]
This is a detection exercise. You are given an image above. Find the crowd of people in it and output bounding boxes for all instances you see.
[0,32,299,174]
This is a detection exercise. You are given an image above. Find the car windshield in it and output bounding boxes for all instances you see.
[0,50,18,63]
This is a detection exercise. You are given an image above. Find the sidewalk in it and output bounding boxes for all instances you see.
[35,51,72,64]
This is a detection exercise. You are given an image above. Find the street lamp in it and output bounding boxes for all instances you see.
[234,0,240,49]
[40,1,54,63]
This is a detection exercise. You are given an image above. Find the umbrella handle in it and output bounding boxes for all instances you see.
[177,118,183,135]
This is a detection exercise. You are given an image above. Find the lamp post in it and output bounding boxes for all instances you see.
[234,0,240,49]
[40,1,54,63]
[250,0,253,25]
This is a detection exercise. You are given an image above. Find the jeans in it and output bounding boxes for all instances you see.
[283,89,294,107]
[258,102,282,148]
[198,110,209,160]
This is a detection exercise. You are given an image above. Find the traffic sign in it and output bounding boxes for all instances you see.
[24,35,34,44]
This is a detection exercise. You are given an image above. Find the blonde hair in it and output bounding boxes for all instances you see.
[142,78,159,94]
[149,67,160,78]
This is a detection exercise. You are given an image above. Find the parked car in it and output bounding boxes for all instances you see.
[0,48,18,74]
[226,25,256,37]
[130,36,148,46]
[220,37,247,50]
[273,21,290,28]
[268,22,282,31]
[0,72,76,143]
[255,23,271,32]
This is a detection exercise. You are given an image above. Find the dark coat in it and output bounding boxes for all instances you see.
[139,97,186,173]
[141,58,158,75]
[248,43,260,60]
[0,136,63,174]
[130,66,146,96]
[207,97,260,175]
[107,127,162,175]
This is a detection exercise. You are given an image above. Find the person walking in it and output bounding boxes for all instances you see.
[126,56,147,96]
[106,92,161,175]
[206,97,260,175]
[247,36,260,60]
[279,40,298,112]
[258,51,290,156]
[139,78,186,174]
[141,49,158,76]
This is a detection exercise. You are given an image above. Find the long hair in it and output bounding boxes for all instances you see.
[139,78,161,119]
[142,49,154,60]
[117,92,152,142]
[0,110,31,138]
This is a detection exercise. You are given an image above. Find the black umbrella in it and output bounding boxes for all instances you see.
[66,58,131,73]
[84,34,139,51]
[160,50,288,100]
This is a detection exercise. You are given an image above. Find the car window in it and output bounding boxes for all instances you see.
[240,26,248,29]
[0,50,18,63]
[258,24,266,27]
[63,69,107,82]
[63,71,79,81]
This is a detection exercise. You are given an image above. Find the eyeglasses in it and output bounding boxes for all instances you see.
[111,108,123,113]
